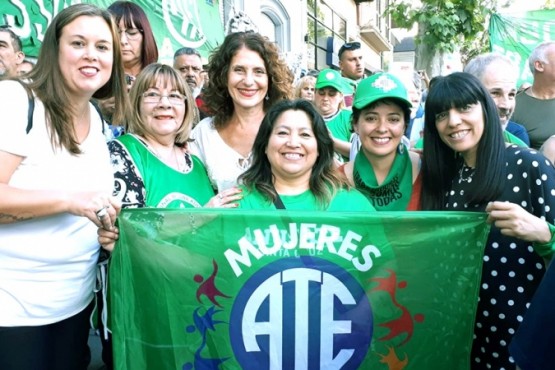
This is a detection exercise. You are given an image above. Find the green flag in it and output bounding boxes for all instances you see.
[109,209,489,369]
[489,10,555,87]
[0,0,224,62]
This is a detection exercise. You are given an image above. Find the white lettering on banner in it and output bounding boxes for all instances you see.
[162,0,206,48]
[224,223,382,277]
[241,268,356,369]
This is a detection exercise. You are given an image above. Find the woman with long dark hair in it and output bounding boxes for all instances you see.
[238,99,374,211]
[421,72,555,370]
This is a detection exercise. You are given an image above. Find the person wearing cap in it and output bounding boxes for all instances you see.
[338,41,364,107]
[339,73,422,211]
[314,68,354,162]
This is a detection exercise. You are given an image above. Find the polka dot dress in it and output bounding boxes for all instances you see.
[444,146,554,370]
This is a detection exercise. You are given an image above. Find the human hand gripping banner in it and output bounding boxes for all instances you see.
[109,209,490,369]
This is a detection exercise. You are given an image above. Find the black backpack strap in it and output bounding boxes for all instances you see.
[90,99,105,134]
[26,95,35,134]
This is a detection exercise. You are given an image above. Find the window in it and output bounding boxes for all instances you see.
[259,13,276,43]
[306,0,346,71]
[260,0,289,51]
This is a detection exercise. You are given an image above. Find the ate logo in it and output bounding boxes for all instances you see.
[230,257,373,369]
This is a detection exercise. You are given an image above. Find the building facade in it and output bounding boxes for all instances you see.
[222,0,395,77]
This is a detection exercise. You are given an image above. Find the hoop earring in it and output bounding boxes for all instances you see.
[397,142,404,154]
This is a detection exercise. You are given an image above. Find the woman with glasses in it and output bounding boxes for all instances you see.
[189,32,293,193]
[108,1,157,79]
[96,63,238,369]
[104,63,229,212]
[97,1,158,129]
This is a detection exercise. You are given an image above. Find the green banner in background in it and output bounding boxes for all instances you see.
[110,209,489,369]
[0,0,224,63]
[489,10,555,87]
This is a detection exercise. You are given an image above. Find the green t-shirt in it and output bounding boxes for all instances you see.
[117,134,215,208]
[326,109,352,162]
[238,186,375,212]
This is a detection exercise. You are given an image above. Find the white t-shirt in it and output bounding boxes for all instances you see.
[189,117,252,192]
[0,81,114,326]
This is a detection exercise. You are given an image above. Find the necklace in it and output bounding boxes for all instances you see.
[143,136,188,173]
[458,164,475,184]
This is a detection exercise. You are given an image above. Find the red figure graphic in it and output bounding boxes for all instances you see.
[194,260,230,307]
[370,269,424,346]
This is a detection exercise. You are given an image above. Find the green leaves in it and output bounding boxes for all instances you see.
[386,0,498,54]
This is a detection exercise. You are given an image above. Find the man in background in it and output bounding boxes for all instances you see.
[338,41,364,107]
[173,47,207,123]
[0,25,24,79]
[464,52,530,146]
[512,41,555,149]
[173,47,204,98]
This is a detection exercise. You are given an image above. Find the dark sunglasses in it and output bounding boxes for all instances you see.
[338,42,361,58]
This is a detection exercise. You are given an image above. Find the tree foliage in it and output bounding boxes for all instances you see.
[386,0,500,70]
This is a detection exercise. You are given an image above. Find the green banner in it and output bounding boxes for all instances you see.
[110,209,489,369]
[489,10,555,87]
[0,0,224,63]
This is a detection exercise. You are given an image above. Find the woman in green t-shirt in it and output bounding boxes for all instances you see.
[238,99,374,211]
[341,73,422,211]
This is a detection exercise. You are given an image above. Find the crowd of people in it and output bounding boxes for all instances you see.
[0,2,554,370]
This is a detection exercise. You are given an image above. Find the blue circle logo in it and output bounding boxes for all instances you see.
[230,256,373,369]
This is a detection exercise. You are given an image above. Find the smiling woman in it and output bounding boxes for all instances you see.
[96,63,239,369]
[340,73,421,211]
[0,4,128,369]
[237,99,375,211]
[421,72,555,370]
[189,32,293,193]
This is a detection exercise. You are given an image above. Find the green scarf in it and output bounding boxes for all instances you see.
[353,148,413,211]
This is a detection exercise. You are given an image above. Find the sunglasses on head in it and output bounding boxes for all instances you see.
[338,42,361,58]
[343,42,360,49]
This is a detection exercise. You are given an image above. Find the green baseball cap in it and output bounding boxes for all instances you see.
[353,73,412,109]
[315,69,353,95]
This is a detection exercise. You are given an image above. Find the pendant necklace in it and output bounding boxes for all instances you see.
[458,164,475,184]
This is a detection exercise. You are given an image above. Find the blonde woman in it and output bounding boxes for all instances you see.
[294,75,316,101]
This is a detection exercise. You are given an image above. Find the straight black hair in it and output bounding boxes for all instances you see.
[239,99,344,208]
[420,72,506,210]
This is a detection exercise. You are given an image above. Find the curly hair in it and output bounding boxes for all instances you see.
[127,63,195,146]
[204,32,293,129]
[239,99,345,209]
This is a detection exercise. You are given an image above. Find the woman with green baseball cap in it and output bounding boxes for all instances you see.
[340,72,422,210]
[314,68,354,162]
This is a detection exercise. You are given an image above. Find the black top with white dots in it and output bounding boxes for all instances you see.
[445,145,555,370]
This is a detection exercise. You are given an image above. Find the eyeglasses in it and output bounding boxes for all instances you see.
[338,41,361,58]
[118,28,143,40]
[142,91,186,105]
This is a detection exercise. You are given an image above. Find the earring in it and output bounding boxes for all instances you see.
[265,94,269,101]
[397,142,404,154]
